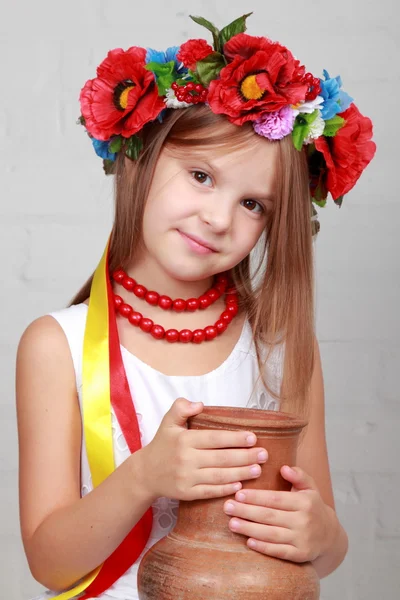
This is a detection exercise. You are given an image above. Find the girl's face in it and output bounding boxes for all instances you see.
[139,136,278,282]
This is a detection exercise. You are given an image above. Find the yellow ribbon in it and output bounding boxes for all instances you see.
[52,238,114,598]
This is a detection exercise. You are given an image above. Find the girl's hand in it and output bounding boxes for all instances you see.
[223,466,338,563]
[139,398,268,503]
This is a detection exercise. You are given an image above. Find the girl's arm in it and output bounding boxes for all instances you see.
[296,337,349,577]
[16,316,154,592]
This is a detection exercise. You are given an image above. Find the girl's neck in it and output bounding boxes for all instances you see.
[123,260,216,300]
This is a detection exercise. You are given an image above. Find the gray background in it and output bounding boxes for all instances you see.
[1,1,398,598]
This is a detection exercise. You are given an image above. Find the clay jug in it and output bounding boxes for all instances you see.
[137,406,320,599]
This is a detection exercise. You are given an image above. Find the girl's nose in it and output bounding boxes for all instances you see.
[199,200,233,234]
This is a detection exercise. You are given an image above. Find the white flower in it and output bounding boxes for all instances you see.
[304,111,325,144]
[164,88,191,109]
[291,95,324,117]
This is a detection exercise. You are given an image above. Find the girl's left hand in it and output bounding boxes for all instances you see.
[223,465,337,563]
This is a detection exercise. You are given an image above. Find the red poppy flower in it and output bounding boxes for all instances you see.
[207,33,308,125]
[177,39,214,71]
[314,103,376,200]
[79,46,165,141]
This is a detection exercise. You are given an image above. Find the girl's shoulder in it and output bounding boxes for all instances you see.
[17,303,89,386]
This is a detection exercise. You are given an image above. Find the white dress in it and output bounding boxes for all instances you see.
[30,303,285,600]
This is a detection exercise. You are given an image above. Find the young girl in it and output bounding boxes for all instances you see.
[16,13,376,600]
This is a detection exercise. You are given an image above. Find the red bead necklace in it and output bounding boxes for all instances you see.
[112,269,229,312]
[112,269,239,344]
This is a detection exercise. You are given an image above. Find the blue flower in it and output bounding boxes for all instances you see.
[319,70,353,120]
[146,46,188,75]
[91,138,117,161]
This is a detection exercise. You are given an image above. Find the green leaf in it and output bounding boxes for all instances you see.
[312,195,327,208]
[77,115,86,126]
[196,52,226,86]
[323,114,345,137]
[292,111,319,151]
[334,194,344,207]
[190,14,221,53]
[186,70,200,84]
[108,136,123,154]
[103,159,115,175]
[125,135,143,161]
[219,12,253,47]
[145,60,176,95]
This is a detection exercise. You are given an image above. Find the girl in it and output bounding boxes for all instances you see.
[16,13,375,600]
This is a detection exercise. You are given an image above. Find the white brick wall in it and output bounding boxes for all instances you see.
[1,1,397,598]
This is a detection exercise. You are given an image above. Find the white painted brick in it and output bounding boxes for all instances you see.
[376,474,400,539]
[0,407,18,470]
[0,470,20,537]
[315,204,399,275]
[24,223,110,282]
[316,270,400,342]
[326,404,400,473]
[379,345,400,404]
[0,344,18,407]
[320,342,381,406]
[0,226,30,280]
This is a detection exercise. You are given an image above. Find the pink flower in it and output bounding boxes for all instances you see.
[253,105,296,140]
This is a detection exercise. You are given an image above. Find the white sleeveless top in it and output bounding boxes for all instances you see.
[31,303,285,600]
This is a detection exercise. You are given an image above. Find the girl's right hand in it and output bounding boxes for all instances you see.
[139,397,268,502]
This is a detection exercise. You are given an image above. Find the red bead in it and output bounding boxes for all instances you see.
[204,325,217,341]
[192,96,200,104]
[206,288,220,301]
[122,276,135,291]
[112,269,125,283]
[216,274,229,287]
[186,82,195,91]
[140,318,153,332]
[120,303,133,318]
[199,295,212,309]
[145,291,159,305]
[128,311,142,326]
[226,303,239,316]
[215,319,227,334]
[226,294,238,304]
[185,94,193,103]
[165,329,179,343]
[151,325,165,340]
[114,295,123,308]
[192,329,206,344]
[173,298,187,312]
[133,284,147,298]
[171,82,178,90]
[186,298,200,311]
[179,329,193,343]
[221,311,233,324]
[215,283,226,294]
[195,84,203,92]
[159,295,173,310]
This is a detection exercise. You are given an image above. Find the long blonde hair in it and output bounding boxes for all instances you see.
[70,105,315,418]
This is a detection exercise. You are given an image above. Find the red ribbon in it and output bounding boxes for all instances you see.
[80,251,153,598]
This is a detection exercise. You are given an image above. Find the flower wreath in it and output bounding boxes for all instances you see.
[78,13,376,234]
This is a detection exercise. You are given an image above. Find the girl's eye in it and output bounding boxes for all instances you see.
[191,170,213,187]
[241,199,264,214]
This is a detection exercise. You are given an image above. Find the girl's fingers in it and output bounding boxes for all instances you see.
[188,429,258,450]
[196,464,263,486]
[228,518,293,545]
[193,482,243,500]
[197,447,268,469]
[223,500,294,529]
